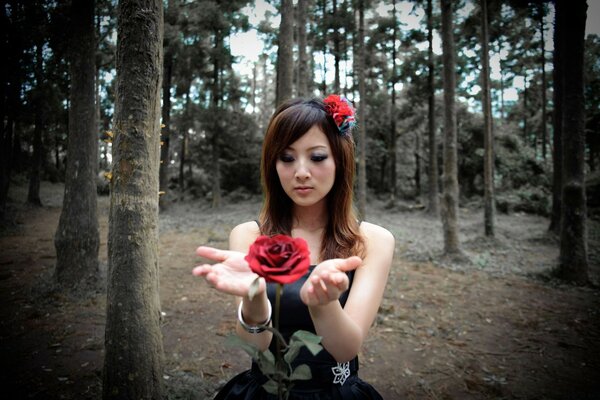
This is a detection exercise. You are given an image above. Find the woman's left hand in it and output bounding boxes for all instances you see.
[299,256,362,306]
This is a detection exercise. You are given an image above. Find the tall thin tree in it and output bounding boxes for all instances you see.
[426,0,439,216]
[159,0,176,210]
[556,0,589,285]
[54,0,99,292]
[102,0,165,398]
[388,0,398,201]
[276,0,294,105]
[440,0,461,254]
[549,0,564,234]
[538,3,548,160]
[297,0,309,97]
[481,0,495,237]
[357,0,367,219]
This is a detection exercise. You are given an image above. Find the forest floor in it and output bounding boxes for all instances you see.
[1,180,599,400]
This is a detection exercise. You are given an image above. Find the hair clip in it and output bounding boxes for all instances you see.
[324,94,356,137]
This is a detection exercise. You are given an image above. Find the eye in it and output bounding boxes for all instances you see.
[311,154,328,162]
[279,154,295,163]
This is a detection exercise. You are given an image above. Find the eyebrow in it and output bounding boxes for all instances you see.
[285,145,328,151]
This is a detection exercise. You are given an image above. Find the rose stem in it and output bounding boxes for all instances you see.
[275,283,283,400]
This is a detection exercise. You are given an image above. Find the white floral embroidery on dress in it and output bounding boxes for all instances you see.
[331,361,350,385]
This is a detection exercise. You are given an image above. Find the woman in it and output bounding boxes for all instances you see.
[193,96,394,399]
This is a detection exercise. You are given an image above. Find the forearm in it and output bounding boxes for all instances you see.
[235,293,273,351]
[308,302,363,362]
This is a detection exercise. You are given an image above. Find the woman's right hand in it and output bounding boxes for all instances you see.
[192,246,266,298]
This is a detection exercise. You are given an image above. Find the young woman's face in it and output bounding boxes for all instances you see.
[276,125,336,208]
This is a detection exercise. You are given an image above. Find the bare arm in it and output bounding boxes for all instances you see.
[300,223,394,362]
[192,222,272,351]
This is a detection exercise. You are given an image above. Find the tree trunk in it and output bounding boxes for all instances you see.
[481,0,495,237]
[357,0,367,219]
[556,0,589,285]
[1,2,18,221]
[389,0,398,201]
[297,0,309,97]
[321,0,327,94]
[332,0,340,93]
[54,0,99,292]
[28,42,44,206]
[276,0,294,105]
[539,3,548,161]
[211,30,222,209]
[426,0,439,217]
[102,0,165,398]
[549,1,563,234]
[440,0,461,254]
[179,89,190,195]
[159,13,174,210]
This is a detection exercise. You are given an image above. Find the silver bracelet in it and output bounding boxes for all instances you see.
[237,299,272,334]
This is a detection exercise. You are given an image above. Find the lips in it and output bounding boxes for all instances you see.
[294,186,313,194]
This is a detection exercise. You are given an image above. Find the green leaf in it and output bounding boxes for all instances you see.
[256,349,277,375]
[262,379,279,395]
[289,330,323,356]
[290,364,312,381]
[283,340,303,364]
[247,276,261,301]
[224,334,259,359]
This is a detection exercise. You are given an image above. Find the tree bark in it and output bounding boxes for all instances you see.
[481,0,495,237]
[539,3,548,161]
[440,0,461,254]
[276,0,294,105]
[297,0,309,97]
[389,0,398,201]
[102,0,165,398]
[54,0,99,292]
[556,0,589,285]
[211,29,222,209]
[159,28,173,209]
[549,1,563,234]
[332,0,340,93]
[28,42,44,206]
[357,0,367,219]
[426,0,439,217]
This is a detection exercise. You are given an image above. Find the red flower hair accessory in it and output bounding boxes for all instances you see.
[324,94,357,137]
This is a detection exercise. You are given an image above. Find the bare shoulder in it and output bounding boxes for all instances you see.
[229,221,261,252]
[359,221,395,248]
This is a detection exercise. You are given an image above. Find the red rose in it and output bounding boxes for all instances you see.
[245,235,311,285]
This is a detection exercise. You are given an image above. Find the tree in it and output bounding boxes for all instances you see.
[357,0,367,219]
[102,0,165,398]
[440,0,461,255]
[480,0,495,237]
[276,0,294,105]
[388,0,398,201]
[297,0,309,97]
[159,0,178,210]
[426,0,439,217]
[54,0,100,292]
[556,0,589,285]
[549,0,563,234]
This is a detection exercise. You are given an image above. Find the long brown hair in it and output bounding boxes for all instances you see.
[258,97,365,261]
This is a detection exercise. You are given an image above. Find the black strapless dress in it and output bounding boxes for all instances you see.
[213,266,383,400]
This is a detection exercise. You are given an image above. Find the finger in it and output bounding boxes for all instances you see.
[195,246,231,262]
[335,256,362,272]
[192,264,211,276]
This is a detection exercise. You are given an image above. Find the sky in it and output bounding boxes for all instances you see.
[229,1,600,106]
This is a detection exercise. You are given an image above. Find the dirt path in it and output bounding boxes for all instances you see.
[1,181,599,399]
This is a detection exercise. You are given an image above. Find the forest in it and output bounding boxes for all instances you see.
[1,0,599,399]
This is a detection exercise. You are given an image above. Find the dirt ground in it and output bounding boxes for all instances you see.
[1,180,599,400]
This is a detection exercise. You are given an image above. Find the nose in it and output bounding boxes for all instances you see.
[295,160,310,181]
